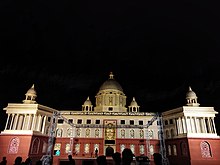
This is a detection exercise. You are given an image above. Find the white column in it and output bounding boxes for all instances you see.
[195,118,201,133]
[190,117,196,133]
[207,118,212,133]
[186,117,191,133]
[37,115,42,131]
[202,118,207,133]
[12,114,19,130]
[22,114,27,130]
[211,117,217,134]
[41,116,47,134]
[182,117,187,133]
[194,117,198,133]
[9,114,15,130]
[4,114,10,130]
[178,117,183,134]
[17,115,24,130]
[175,118,179,135]
[31,114,37,130]
[27,114,33,130]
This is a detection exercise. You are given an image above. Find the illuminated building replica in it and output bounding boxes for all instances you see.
[0,72,220,165]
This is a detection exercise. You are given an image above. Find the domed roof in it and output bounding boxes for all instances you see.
[186,86,197,98]
[83,96,92,106]
[99,72,123,91]
[130,97,138,106]
[26,84,37,96]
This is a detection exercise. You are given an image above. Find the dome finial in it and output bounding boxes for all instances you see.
[109,72,114,79]
[189,86,192,91]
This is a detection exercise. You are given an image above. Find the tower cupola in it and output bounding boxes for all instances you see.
[128,97,140,112]
[82,96,93,111]
[186,86,200,106]
[23,84,37,104]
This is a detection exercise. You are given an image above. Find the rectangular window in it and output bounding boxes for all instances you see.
[87,119,91,124]
[54,143,61,156]
[95,120,100,124]
[121,120,125,124]
[68,119,73,124]
[105,140,115,144]
[108,107,113,111]
[169,119,173,124]
[77,119,82,124]
[130,120,134,125]
[139,120,143,125]
[58,119,64,124]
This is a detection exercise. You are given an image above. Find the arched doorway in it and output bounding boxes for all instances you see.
[106,146,114,156]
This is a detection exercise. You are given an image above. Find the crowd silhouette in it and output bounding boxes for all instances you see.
[0,149,163,165]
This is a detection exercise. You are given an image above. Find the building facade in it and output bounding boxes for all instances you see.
[0,73,220,165]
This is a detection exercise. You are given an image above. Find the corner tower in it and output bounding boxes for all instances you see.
[94,72,127,112]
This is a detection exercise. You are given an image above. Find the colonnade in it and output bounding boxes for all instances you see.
[175,116,217,135]
[5,113,48,134]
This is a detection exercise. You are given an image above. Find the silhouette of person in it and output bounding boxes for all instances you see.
[153,153,162,165]
[95,148,98,157]
[112,152,121,165]
[67,155,75,165]
[35,160,42,165]
[0,157,7,165]
[96,155,107,165]
[24,157,32,165]
[14,156,22,165]
[122,148,134,165]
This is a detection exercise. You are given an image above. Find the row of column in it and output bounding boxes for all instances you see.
[175,116,217,135]
[5,113,48,134]
[97,93,125,107]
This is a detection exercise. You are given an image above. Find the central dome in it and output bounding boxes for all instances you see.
[99,72,123,91]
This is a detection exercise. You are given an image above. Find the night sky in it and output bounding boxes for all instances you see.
[0,0,220,133]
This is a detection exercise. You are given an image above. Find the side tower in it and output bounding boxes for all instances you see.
[162,86,220,165]
[0,85,57,165]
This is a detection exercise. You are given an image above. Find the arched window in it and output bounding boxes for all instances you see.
[76,128,81,137]
[42,141,47,153]
[171,129,175,138]
[130,144,135,154]
[94,144,99,153]
[166,130,170,139]
[8,137,20,154]
[168,145,171,155]
[139,145,144,155]
[65,143,71,153]
[200,141,212,158]
[86,128,90,137]
[56,129,63,137]
[130,129,135,138]
[149,130,153,139]
[180,142,187,156]
[173,145,177,155]
[121,129,125,138]
[149,145,154,155]
[67,128,73,137]
[95,129,100,137]
[84,144,90,154]
[140,129,144,138]
[120,144,125,153]
[31,137,40,154]
[75,143,80,154]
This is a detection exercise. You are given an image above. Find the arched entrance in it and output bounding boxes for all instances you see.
[105,146,114,156]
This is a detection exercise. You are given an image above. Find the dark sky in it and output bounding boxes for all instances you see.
[0,0,220,132]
